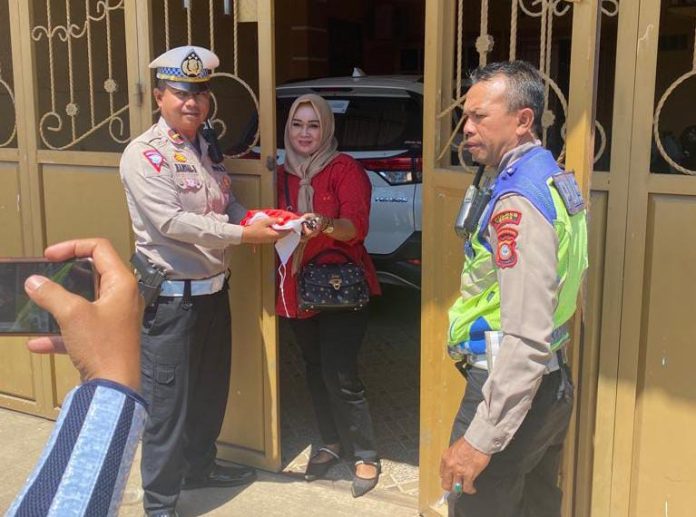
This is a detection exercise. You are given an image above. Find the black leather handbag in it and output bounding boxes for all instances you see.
[297,250,370,311]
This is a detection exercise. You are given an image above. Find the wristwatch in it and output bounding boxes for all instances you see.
[322,216,335,234]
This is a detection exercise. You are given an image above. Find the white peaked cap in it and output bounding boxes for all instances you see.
[149,46,219,90]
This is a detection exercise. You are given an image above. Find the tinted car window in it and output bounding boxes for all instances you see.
[277,95,422,151]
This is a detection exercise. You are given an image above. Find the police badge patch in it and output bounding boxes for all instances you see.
[491,210,522,228]
[143,149,165,173]
[496,239,518,269]
[491,209,522,269]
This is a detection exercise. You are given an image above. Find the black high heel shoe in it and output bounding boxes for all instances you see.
[304,447,341,481]
[351,459,381,498]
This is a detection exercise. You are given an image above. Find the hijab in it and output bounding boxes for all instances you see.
[283,94,340,214]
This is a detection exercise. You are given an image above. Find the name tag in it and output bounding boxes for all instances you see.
[552,172,585,215]
[175,163,196,173]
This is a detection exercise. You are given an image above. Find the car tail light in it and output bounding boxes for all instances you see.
[358,154,423,185]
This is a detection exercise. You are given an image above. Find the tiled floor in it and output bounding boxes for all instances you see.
[279,285,421,498]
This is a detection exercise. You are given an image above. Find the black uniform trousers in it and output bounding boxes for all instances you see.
[448,364,574,517]
[288,307,378,462]
[140,285,231,512]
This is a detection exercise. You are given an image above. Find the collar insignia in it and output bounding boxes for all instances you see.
[167,129,184,145]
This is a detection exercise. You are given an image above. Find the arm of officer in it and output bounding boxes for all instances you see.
[121,143,243,248]
[465,194,558,453]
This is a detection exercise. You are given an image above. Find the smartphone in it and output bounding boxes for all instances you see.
[0,258,98,335]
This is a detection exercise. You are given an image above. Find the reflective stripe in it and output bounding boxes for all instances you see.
[550,323,570,350]
[465,328,567,373]
[467,350,562,373]
[160,272,225,296]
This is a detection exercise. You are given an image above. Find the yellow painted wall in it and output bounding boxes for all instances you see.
[42,165,132,260]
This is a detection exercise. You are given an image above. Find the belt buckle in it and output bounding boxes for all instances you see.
[466,353,488,371]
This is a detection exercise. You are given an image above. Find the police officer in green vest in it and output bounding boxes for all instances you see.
[440,61,588,517]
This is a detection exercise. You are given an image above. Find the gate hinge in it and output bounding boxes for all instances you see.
[135,82,144,107]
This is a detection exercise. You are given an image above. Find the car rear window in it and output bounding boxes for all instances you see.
[277,95,422,151]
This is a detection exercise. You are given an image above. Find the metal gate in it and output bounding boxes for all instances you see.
[0,0,281,471]
[1,0,135,418]
[420,1,696,515]
[592,1,696,515]
[3,0,695,511]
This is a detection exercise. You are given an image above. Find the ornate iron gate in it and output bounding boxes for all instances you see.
[1,0,135,418]
[0,0,281,471]
[420,1,603,515]
[421,1,696,515]
[30,0,131,151]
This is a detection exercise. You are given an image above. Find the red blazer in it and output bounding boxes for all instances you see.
[276,153,381,318]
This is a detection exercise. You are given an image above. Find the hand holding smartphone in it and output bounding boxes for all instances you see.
[3,239,142,391]
[0,258,98,335]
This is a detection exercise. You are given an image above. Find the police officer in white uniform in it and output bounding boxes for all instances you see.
[119,46,285,517]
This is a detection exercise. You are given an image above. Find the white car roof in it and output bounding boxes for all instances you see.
[276,75,424,97]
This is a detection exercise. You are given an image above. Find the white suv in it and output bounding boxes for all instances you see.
[273,74,424,289]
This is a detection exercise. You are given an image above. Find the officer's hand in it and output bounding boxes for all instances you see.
[23,238,142,392]
[440,437,491,495]
[241,217,290,244]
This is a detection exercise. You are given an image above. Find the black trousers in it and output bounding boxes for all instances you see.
[140,287,231,512]
[288,307,378,462]
[448,364,574,517]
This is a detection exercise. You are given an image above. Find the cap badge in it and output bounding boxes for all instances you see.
[181,51,203,78]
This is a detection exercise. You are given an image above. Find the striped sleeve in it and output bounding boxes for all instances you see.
[7,379,147,517]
